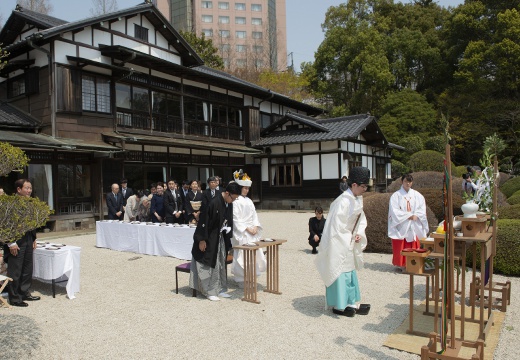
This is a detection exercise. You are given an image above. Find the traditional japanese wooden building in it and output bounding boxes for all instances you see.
[0,2,393,231]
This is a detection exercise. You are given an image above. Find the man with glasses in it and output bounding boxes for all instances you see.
[190,182,240,301]
[315,167,371,317]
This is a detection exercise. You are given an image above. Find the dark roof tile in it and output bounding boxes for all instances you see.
[0,102,40,128]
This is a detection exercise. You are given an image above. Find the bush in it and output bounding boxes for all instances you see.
[419,188,464,222]
[391,159,409,179]
[497,172,511,187]
[507,190,520,205]
[408,150,456,173]
[494,219,520,276]
[454,166,467,178]
[499,204,520,219]
[500,176,520,198]
[424,135,446,153]
[400,135,425,154]
[363,193,438,254]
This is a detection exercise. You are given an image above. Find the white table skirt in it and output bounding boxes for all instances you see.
[33,245,81,299]
[96,221,195,260]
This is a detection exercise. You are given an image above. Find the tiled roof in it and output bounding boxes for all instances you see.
[0,102,40,129]
[253,112,380,147]
[15,7,68,27]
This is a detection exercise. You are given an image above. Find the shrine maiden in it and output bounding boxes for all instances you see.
[388,174,429,268]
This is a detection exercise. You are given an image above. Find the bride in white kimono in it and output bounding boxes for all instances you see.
[231,171,267,284]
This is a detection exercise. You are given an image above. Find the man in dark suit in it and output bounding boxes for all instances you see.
[106,183,123,220]
[179,180,190,223]
[120,178,133,217]
[5,179,41,307]
[201,176,221,208]
[164,179,183,224]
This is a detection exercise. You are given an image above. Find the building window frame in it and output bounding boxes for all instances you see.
[202,15,213,23]
[134,24,149,42]
[235,16,246,25]
[82,74,111,113]
[201,1,213,9]
[235,3,246,10]
[218,1,229,9]
[270,157,302,187]
[235,30,246,39]
[218,16,230,24]
[251,4,262,11]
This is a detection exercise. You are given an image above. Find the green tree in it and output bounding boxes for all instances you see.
[377,88,438,143]
[0,142,51,244]
[179,30,224,70]
[256,68,313,103]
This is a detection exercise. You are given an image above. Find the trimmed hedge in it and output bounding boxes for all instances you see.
[500,176,520,198]
[363,193,438,254]
[507,190,520,205]
[408,150,456,173]
[494,219,520,276]
[499,204,520,219]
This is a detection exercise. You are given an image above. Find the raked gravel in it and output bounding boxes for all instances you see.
[1,211,519,359]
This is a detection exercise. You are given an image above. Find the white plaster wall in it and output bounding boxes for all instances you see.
[321,141,337,151]
[30,47,50,67]
[348,142,355,152]
[302,142,319,152]
[340,141,349,151]
[387,162,392,179]
[321,153,339,179]
[150,47,181,64]
[62,32,73,41]
[366,157,373,173]
[271,103,281,115]
[111,19,126,33]
[126,16,140,36]
[285,144,300,154]
[192,149,210,155]
[156,32,168,49]
[341,159,348,177]
[125,144,142,151]
[303,155,320,180]
[141,17,156,44]
[270,145,284,155]
[229,90,242,99]
[209,86,226,94]
[183,79,207,88]
[78,47,102,63]
[112,35,149,53]
[75,29,92,46]
[361,144,367,153]
[261,158,268,181]
[259,101,270,112]
[144,145,167,152]
[243,95,253,106]
[171,147,190,154]
[54,41,78,63]
[93,29,112,47]
[151,71,180,83]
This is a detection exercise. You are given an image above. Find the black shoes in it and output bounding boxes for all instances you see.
[332,304,371,317]
[332,307,356,317]
[311,249,317,254]
[23,295,41,301]
[357,304,371,315]
[11,301,29,307]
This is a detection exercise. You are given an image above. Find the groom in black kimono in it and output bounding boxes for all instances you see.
[190,182,240,301]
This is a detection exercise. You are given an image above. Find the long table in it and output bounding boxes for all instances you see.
[33,244,81,299]
[96,221,195,260]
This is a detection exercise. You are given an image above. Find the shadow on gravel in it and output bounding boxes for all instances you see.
[362,302,409,335]
[292,295,327,318]
[347,342,402,360]
[0,314,42,358]
[32,279,67,298]
[363,262,400,273]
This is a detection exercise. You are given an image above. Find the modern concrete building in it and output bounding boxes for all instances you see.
[163,0,287,71]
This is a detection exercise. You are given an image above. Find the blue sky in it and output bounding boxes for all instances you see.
[0,0,464,70]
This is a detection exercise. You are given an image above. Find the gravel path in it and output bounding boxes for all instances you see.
[1,211,518,359]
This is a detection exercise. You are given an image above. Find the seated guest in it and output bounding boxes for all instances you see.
[137,197,151,222]
[308,206,326,254]
[150,183,165,223]
[124,191,143,221]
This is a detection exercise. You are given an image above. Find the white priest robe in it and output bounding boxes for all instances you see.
[231,195,267,282]
[315,189,367,288]
[388,187,429,242]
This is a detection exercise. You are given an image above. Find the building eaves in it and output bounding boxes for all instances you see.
[3,3,203,67]
[0,102,41,129]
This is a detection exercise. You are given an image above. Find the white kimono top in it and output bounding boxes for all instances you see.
[387,187,429,242]
[315,189,367,287]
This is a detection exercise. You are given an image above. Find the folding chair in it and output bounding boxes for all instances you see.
[0,275,12,308]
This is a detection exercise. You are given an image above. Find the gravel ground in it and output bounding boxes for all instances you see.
[1,211,519,359]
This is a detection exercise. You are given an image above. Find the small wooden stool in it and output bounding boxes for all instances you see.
[175,255,233,297]
[175,263,197,297]
[0,275,13,308]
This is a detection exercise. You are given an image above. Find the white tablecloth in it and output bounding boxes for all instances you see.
[96,221,195,260]
[33,245,81,299]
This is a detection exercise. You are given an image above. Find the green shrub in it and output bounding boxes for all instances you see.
[424,135,446,153]
[507,190,520,205]
[362,193,438,254]
[400,135,425,154]
[454,166,467,178]
[408,150,456,173]
[419,188,464,222]
[494,219,520,275]
[391,159,409,179]
[498,204,520,219]
[500,176,520,198]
